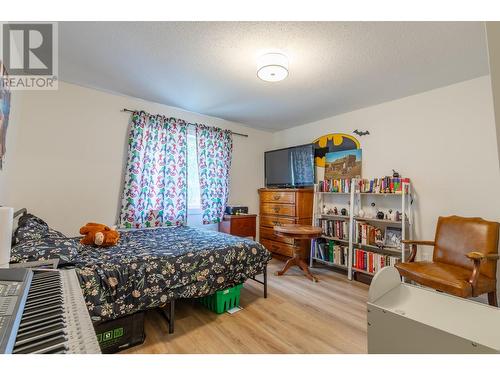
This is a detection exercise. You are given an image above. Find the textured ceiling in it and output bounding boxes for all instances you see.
[59,22,489,131]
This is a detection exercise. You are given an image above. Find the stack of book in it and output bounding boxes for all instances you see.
[319,218,349,239]
[357,177,410,194]
[353,248,400,274]
[315,240,349,266]
[318,178,352,193]
[354,221,383,246]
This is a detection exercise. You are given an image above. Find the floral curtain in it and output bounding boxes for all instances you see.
[119,111,188,228]
[196,124,233,224]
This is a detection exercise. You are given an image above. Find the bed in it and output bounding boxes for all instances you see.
[10,212,272,332]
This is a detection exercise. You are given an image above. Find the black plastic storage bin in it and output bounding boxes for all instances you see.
[93,311,146,353]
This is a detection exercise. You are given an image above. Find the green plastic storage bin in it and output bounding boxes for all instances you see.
[200,284,243,314]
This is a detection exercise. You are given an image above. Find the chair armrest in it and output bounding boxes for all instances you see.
[402,240,434,262]
[401,240,435,246]
[466,252,500,288]
[466,251,499,261]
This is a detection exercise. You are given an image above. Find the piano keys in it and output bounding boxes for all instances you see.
[0,268,100,354]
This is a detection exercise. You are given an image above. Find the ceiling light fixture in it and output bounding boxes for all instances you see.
[257,53,289,82]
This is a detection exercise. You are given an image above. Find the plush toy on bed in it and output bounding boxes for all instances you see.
[79,223,120,247]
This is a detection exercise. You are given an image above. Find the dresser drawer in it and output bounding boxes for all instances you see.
[259,226,294,245]
[260,191,295,204]
[260,203,295,217]
[259,239,295,258]
[259,215,296,228]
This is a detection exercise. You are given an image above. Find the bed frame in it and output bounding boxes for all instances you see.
[251,267,268,299]
[160,266,268,334]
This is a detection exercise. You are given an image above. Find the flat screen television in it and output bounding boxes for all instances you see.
[265,144,315,188]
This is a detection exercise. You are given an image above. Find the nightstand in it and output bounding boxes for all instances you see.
[218,214,257,240]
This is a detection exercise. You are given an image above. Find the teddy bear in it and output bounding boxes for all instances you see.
[79,222,120,247]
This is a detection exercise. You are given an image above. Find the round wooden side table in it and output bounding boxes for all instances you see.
[273,224,323,283]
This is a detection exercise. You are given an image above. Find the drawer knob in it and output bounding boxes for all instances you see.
[273,221,281,226]
[273,194,281,200]
[273,207,280,213]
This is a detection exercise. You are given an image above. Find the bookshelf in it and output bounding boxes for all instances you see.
[310,177,413,283]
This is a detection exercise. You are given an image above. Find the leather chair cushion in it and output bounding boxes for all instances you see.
[395,261,496,298]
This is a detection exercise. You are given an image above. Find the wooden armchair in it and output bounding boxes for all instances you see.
[395,216,500,306]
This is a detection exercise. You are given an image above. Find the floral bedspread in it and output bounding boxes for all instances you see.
[11,215,271,322]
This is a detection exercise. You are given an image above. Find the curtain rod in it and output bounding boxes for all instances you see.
[121,108,249,138]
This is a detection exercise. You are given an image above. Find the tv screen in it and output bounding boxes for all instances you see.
[265,144,315,188]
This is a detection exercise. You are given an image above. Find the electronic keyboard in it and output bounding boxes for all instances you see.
[0,268,101,354]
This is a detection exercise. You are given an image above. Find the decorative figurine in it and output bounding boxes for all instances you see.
[395,211,402,221]
[369,202,376,218]
[333,207,338,215]
[387,209,392,221]
[358,209,365,218]
[392,169,400,178]
[388,209,395,221]
[341,208,347,216]
[377,211,385,220]
[322,205,329,215]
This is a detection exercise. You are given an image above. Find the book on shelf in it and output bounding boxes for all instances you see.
[357,176,410,194]
[354,221,383,246]
[353,248,400,274]
[318,178,352,193]
[314,239,348,267]
[319,218,349,240]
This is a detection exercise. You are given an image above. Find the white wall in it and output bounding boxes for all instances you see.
[271,76,500,260]
[3,81,272,236]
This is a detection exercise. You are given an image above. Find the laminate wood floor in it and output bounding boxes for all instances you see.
[123,258,369,354]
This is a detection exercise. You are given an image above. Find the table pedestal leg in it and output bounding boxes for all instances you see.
[275,240,318,282]
[276,257,297,276]
[296,258,318,283]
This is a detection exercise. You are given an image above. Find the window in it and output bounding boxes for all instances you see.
[187,132,201,212]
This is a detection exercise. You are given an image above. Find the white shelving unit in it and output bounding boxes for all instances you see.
[310,183,355,280]
[310,178,413,282]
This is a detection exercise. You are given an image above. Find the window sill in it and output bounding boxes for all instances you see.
[188,208,203,215]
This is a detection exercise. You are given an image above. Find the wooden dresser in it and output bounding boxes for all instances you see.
[258,188,314,258]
